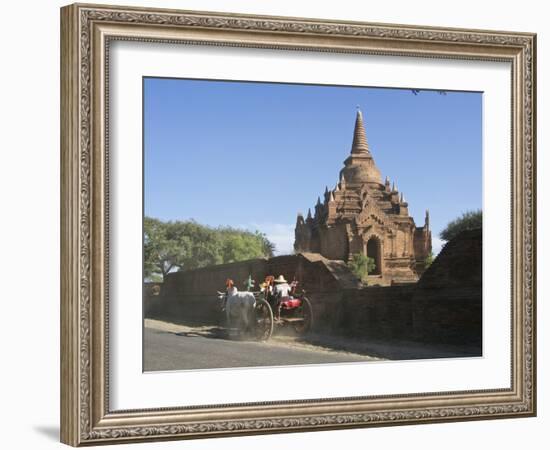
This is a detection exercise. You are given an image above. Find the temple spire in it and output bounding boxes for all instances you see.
[350,108,370,155]
[425,209,430,230]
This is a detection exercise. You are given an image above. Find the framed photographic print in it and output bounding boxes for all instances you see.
[60,3,536,446]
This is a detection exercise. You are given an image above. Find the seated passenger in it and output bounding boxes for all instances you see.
[273,275,291,320]
[273,275,291,298]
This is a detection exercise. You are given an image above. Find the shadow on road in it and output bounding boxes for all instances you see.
[174,327,225,339]
[298,332,481,360]
[146,316,481,361]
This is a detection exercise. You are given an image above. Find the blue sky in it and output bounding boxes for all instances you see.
[144,77,482,255]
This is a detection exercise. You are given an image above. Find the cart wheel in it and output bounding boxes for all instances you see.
[293,297,313,334]
[254,299,274,341]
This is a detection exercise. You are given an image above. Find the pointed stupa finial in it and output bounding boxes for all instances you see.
[340,173,346,188]
[392,181,397,192]
[425,209,430,229]
[316,196,321,206]
[335,182,340,192]
[399,192,404,203]
[307,208,312,220]
[350,107,370,155]
[329,191,335,202]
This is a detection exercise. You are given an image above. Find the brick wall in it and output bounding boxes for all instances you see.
[410,228,482,346]
[337,286,416,339]
[336,228,482,347]
[143,282,162,316]
[147,253,360,326]
[146,229,482,348]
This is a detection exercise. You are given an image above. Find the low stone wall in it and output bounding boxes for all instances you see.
[147,253,360,327]
[411,290,482,346]
[411,228,482,346]
[336,286,481,346]
[143,282,162,317]
[337,286,416,340]
[336,229,482,347]
[145,229,482,348]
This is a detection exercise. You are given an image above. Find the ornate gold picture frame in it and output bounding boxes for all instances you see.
[60,3,536,446]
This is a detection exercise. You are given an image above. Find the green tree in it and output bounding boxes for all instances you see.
[348,253,376,283]
[424,251,434,269]
[440,210,482,241]
[143,217,275,280]
[143,217,192,280]
[258,230,276,257]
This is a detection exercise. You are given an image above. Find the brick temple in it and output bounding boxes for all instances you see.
[294,109,432,285]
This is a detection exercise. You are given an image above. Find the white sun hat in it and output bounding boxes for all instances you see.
[274,275,287,283]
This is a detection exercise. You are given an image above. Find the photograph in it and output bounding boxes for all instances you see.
[0,0,543,448]
[142,78,483,371]
[57,2,536,446]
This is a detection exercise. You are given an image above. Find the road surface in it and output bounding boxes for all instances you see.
[143,319,382,371]
[143,319,480,371]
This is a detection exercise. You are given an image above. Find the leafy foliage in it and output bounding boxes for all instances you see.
[144,217,275,280]
[348,253,376,283]
[424,251,434,269]
[440,210,482,241]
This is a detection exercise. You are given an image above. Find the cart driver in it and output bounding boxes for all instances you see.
[273,275,292,320]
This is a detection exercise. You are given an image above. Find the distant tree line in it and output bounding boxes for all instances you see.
[144,217,275,281]
[440,209,482,242]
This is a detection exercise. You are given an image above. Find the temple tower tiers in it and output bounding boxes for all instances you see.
[295,108,432,286]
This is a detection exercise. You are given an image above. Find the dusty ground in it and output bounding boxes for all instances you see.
[144,319,480,371]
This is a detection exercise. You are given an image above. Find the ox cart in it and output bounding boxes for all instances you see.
[218,277,313,341]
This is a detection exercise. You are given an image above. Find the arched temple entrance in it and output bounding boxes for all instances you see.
[366,237,382,275]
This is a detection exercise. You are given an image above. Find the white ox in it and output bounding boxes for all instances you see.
[218,287,256,335]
